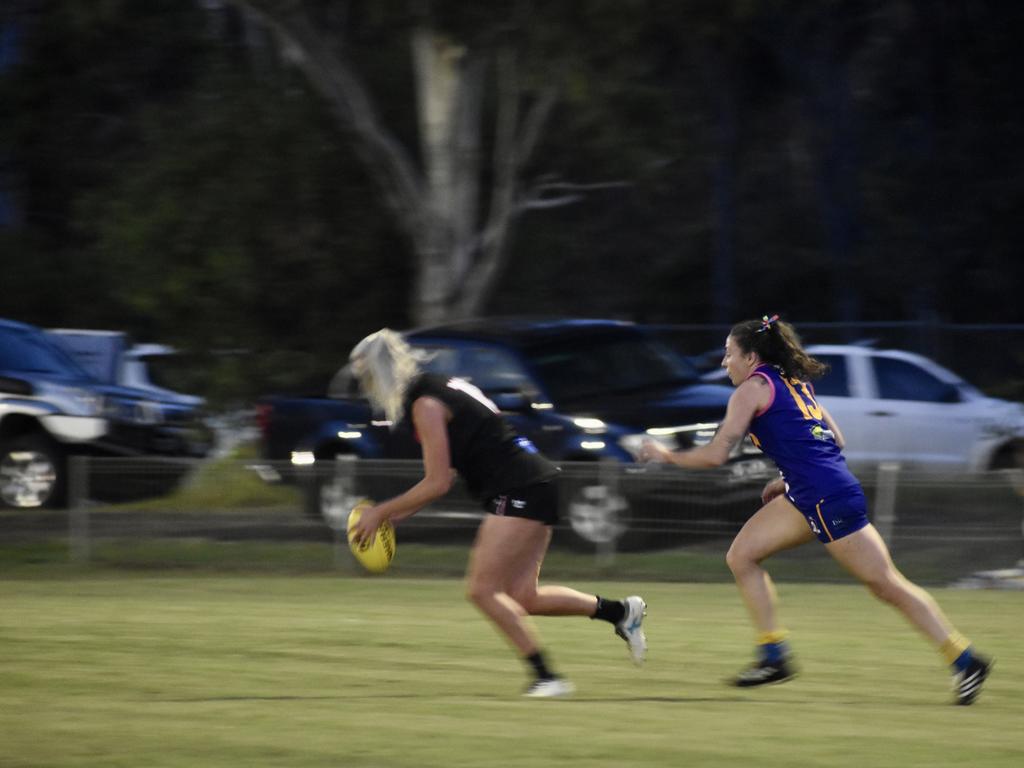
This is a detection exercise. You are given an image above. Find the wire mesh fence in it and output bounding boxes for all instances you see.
[3,456,1022,586]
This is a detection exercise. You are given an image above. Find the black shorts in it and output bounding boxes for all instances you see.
[483,481,559,526]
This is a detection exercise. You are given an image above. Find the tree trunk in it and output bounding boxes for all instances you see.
[410,29,485,325]
[225,3,560,327]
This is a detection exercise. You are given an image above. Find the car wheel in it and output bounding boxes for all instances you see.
[989,441,1024,470]
[303,453,362,524]
[563,482,630,550]
[317,474,366,532]
[0,434,67,509]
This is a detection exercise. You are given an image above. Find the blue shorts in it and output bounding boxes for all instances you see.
[794,489,870,544]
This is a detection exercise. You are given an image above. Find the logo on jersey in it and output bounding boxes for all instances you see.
[514,436,539,454]
[810,425,835,443]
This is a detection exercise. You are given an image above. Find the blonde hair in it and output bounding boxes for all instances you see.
[349,329,424,424]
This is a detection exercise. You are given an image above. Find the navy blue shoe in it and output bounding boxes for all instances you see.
[953,655,992,705]
[733,657,796,687]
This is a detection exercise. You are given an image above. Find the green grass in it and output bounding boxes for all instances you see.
[2,576,1021,767]
[3,533,1017,587]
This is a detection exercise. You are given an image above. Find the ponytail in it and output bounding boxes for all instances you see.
[730,315,828,380]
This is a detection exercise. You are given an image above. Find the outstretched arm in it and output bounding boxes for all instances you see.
[350,396,455,543]
[641,377,768,469]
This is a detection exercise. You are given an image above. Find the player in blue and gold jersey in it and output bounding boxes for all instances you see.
[641,314,992,705]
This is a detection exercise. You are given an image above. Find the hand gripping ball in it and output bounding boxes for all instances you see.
[346,499,396,573]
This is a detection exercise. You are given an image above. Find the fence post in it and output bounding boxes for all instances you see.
[595,458,620,568]
[68,456,90,565]
[331,455,358,568]
[874,462,900,548]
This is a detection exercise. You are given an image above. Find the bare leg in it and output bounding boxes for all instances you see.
[524,586,601,616]
[465,515,559,655]
[725,494,816,634]
[503,532,600,616]
[826,523,958,645]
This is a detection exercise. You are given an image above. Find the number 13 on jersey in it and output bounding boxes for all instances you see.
[782,377,823,421]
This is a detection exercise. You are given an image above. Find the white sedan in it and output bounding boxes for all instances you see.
[805,345,1024,471]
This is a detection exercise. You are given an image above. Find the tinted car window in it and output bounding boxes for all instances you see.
[527,334,698,403]
[460,347,531,391]
[874,357,956,402]
[417,346,460,376]
[810,355,850,397]
[415,344,531,392]
[0,327,90,377]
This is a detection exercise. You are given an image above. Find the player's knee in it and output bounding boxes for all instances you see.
[465,579,493,607]
[508,586,537,613]
[725,542,754,575]
[863,573,903,605]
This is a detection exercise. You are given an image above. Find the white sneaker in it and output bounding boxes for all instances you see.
[615,595,647,665]
[523,678,575,698]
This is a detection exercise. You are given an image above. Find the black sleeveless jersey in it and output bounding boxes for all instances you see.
[402,373,559,501]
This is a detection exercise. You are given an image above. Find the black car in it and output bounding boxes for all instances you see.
[259,318,772,548]
[405,318,738,462]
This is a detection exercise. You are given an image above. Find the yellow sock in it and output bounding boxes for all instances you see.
[757,630,788,646]
[939,631,971,665]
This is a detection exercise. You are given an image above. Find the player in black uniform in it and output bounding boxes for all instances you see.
[347,329,647,697]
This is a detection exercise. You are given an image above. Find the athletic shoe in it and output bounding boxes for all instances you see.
[523,677,575,698]
[614,595,648,665]
[953,655,993,706]
[733,657,797,687]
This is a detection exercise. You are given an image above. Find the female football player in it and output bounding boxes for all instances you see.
[348,329,646,697]
[640,315,992,705]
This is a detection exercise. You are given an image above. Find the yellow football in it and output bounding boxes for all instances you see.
[346,499,396,573]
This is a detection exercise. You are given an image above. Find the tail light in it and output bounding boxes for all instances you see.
[255,402,273,437]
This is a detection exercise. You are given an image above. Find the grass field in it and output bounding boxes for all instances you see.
[2,575,1022,767]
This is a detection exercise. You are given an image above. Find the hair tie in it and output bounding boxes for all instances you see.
[756,314,779,333]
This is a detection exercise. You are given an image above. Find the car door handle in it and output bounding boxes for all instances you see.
[868,411,895,417]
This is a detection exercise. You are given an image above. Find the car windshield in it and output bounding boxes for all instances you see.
[142,353,203,394]
[0,327,93,377]
[525,333,699,403]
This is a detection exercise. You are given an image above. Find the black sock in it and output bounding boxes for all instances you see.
[525,650,555,680]
[591,596,626,625]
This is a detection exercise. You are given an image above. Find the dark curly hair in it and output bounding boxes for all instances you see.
[730,316,828,381]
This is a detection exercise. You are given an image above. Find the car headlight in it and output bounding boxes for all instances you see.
[572,417,607,433]
[35,381,104,417]
[647,423,719,447]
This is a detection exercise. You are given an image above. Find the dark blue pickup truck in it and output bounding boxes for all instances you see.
[256,318,771,546]
[0,316,213,508]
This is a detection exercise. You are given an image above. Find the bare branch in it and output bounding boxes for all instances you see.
[226,0,426,236]
[517,179,632,210]
[518,195,584,210]
[516,84,560,164]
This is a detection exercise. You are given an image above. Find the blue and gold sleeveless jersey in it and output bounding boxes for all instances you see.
[747,364,861,512]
